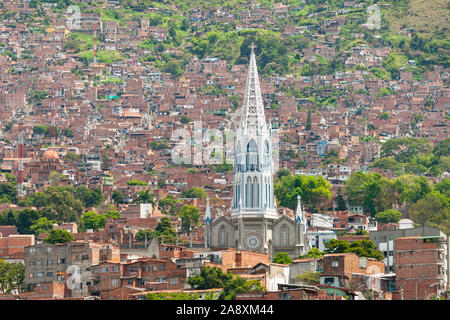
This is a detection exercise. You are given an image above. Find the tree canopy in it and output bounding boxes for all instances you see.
[324,239,384,260]
[43,229,74,244]
[272,252,293,264]
[274,173,331,212]
[374,209,403,224]
[178,205,200,232]
[181,187,207,199]
[0,260,25,294]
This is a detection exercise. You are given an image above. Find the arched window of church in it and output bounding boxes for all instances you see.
[264,140,270,167]
[236,142,242,171]
[250,178,254,208]
[281,225,288,246]
[253,177,259,208]
[246,140,258,171]
[246,177,252,207]
[237,184,240,207]
[265,180,268,208]
[220,226,225,246]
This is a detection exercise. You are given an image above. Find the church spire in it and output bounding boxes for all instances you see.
[295,195,304,224]
[204,197,212,224]
[241,42,266,131]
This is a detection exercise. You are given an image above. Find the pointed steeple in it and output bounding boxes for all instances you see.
[295,195,303,224]
[241,42,266,131]
[204,197,212,224]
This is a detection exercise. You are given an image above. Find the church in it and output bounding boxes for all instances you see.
[204,44,308,260]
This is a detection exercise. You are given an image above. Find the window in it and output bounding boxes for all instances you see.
[152,265,157,272]
[57,258,66,265]
[111,279,120,286]
[324,277,335,285]
[47,272,54,277]
[139,279,146,286]
[47,247,52,252]
[128,280,133,285]
[37,272,43,278]
[331,261,339,267]
[281,226,288,246]
[279,293,292,300]
[47,259,54,265]
[159,264,166,271]
[169,278,178,285]
[128,266,138,272]
[112,266,120,272]
[220,226,225,246]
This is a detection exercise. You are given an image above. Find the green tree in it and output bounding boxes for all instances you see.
[0,183,17,204]
[39,188,84,222]
[0,260,25,294]
[324,239,384,260]
[381,137,432,163]
[306,109,312,130]
[274,174,331,211]
[380,112,390,120]
[43,229,74,244]
[409,191,450,233]
[135,229,154,242]
[272,252,292,264]
[298,247,324,259]
[48,171,61,186]
[15,209,40,234]
[182,187,207,199]
[146,292,200,300]
[335,187,347,211]
[345,172,395,216]
[188,266,233,290]
[374,209,403,224]
[132,190,156,206]
[158,196,180,215]
[277,168,291,179]
[81,211,106,231]
[112,190,125,204]
[106,211,120,219]
[180,115,190,124]
[295,271,320,285]
[219,278,265,300]
[30,217,55,236]
[163,59,184,78]
[76,186,104,207]
[179,205,200,232]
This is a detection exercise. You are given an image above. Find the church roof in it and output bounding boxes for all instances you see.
[42,149,60,161]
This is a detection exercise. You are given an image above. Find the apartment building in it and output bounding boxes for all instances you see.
[394,236,449,300]
[24,241,119,297]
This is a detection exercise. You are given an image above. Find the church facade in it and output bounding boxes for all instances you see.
[204,44,308,260]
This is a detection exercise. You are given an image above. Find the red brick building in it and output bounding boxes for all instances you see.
[89,258,187,299]
[0,234,34,258]
[394,236,448,300]
[320,253,385,288]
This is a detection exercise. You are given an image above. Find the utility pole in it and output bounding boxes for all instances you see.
[50,99,56,148]
[17,114,24,201]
